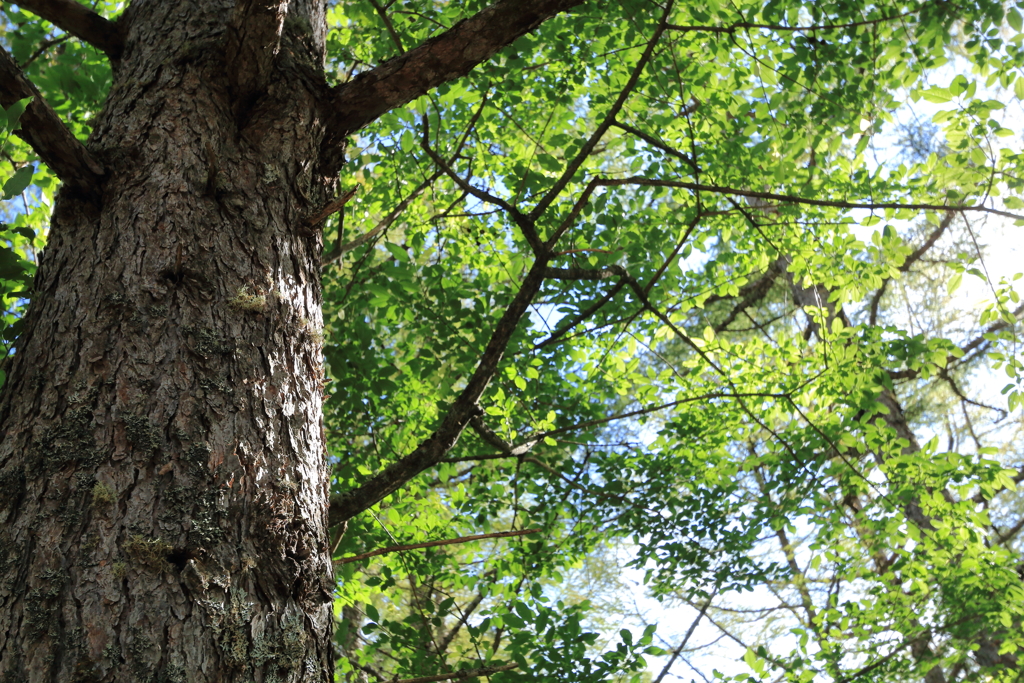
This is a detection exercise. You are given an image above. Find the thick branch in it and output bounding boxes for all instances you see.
[0,45,104,191]
[15,0,123,58]
[322,0,586,147]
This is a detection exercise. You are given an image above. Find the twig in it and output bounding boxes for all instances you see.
[529,1,674,222]
[611,119,698,173]
[368,0,406,53]
[391,663,519,683]
[869,210,955,325]
[652,598,713,683]
[469,415,539,456]
[535,278,627,349]
[18,35,69,70]
[421,122,543,254]
[307,186,359,226]
[585,176,1024,222]
[334,529,541,565]
[666,9,918,35]
[323,178,434,266]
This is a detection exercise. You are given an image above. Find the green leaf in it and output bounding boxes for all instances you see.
[947,272,963,295]
[1009,7,1023,32]
[0,247,26,280]
[385,242,408,262]
[365,603,380,622]
[921,87,952,103]
[3,97,31,135]
[949,74,969,96]
[2,166,33,200]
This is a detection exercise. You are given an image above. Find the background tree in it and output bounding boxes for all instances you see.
[1,1,1023,683]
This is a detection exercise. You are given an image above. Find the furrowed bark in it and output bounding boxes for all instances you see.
[226,0,291,119]
[0,44,104,191]
[13,0,124,59]
[321,0,586,158]
[0,1,335,680]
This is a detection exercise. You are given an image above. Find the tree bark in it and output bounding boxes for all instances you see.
[0,1,336,680]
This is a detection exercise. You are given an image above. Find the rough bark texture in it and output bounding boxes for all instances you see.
[0,1,336,680]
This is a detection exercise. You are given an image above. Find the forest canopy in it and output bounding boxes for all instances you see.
[2,0,1024,682]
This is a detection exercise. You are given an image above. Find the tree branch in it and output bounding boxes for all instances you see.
[391,663,519,683]
[611,119,698,173]
[711,260,786,331]
[534,278,626,349]
[323,91,489,267]
[329,256,552,524]
[887,302,1024,381]
[652,598,713,683]
[469,415,539,457]
[306,185,358,227]
[15,0,124,59]
[666,9,918,35]
[421,119,544,255]
[321,0,586,152]
[18,35,70,70]
[589,177,1024,222]
[0,45,104,191]
[367,0,406,53]
[334,529,540,565]
[322,175,437,267]
[869,210,955,325]
[531,2,672,223]
[436,583,490,654]
[544,264,625,280]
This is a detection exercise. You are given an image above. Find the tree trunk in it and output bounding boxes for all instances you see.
[0,1,339,680]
